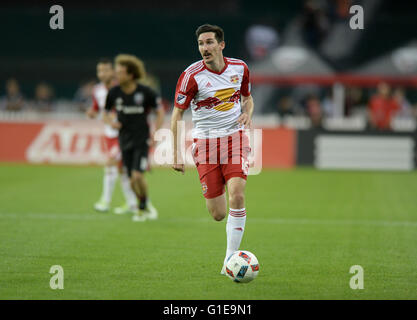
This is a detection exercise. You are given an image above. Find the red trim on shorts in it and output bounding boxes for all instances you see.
[204,188,225,199]
[224,172,247,182]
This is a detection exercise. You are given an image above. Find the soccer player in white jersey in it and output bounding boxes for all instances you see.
[86,58,138,214]
[171,24,254,274]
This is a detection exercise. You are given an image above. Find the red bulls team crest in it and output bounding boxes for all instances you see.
[230,74,239,84]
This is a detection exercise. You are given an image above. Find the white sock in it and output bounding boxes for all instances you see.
[101,166,118,204]
[120,170,138,208]
[224,208,246,265]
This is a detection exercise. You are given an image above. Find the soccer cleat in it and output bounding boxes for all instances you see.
[132,211,146,222]
[220,253,234,275]
[220,264,226,275]
[142,201,158,220]
[94,200,110,212]
[114,203,136,215]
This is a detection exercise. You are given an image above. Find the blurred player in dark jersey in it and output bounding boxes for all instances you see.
[86,58,138,214]
[104,54,165,222]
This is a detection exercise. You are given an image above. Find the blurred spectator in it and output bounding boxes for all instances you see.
[300,0,330,48]
[276,96,295,118]
[32,82,55,112]
[344,86,363,116]
[1,78,25,111]
[393,87,413,118]
[368,82,400,130]
[245,23,279,61]
[73,80,96,112]
[306,94,323,127]
[326,0,351,22]
[322,90,335,117]
[292,84,322,115]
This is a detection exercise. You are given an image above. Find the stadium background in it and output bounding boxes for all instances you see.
[1,0,417,300]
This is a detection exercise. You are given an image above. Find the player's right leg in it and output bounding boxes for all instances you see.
[94,159,118,212]
[205,192,227,221]
[94,137,120,212]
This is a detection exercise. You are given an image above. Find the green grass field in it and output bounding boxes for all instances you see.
[0,163,416,300]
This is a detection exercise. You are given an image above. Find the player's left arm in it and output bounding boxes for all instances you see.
[237,63,253,129]
[238,95,254,129]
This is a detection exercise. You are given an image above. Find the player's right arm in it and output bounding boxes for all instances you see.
[86,96,99,119]
[171,70,198,174]
[171,107,186,174]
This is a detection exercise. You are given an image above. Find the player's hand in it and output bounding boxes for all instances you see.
[111,122,122,130]
[86,109,97,119]
[172,163,185,175]
[237,112,252,129]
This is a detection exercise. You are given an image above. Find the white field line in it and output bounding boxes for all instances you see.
[0,212,416,227]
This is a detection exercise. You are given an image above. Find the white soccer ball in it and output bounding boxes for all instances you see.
[225,250,260,283]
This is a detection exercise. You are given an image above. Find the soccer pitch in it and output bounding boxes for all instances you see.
[0,164,416,300]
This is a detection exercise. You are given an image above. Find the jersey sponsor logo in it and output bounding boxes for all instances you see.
[194,88,241,112]
[206,81,212,88]
[176,93,186,105]
[230,74,239,84]
[116,104,144,114]
[121,106,144,114]
[134,93,144,105]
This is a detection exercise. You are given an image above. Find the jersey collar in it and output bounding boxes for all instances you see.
[203,57,228,75]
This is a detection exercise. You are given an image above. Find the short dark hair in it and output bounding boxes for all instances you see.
[195,24,224,43]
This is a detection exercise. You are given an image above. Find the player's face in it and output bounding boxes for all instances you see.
[115,64,133,85]
[96,63,114,84]
[198,32,225,64]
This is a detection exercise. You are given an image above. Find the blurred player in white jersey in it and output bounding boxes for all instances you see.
[86,58,138,214]
[171,24,254,274]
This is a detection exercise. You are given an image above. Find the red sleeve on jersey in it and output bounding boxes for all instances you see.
[174,72,198,110]
[240,64,251,97]
[91,96,99,112]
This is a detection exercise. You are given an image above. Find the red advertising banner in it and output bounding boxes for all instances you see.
[0,120,295,168]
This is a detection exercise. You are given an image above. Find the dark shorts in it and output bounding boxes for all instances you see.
[122,146,149,177]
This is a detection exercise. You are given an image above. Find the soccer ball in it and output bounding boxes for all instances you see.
[225,250,259,283]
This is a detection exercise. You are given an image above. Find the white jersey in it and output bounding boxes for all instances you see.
[92,83,119,138]
[174,57,251,139]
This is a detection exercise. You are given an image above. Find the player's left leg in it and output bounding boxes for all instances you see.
[130,148,158,221]
[220,130,250,273]
[221,176,247,273]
